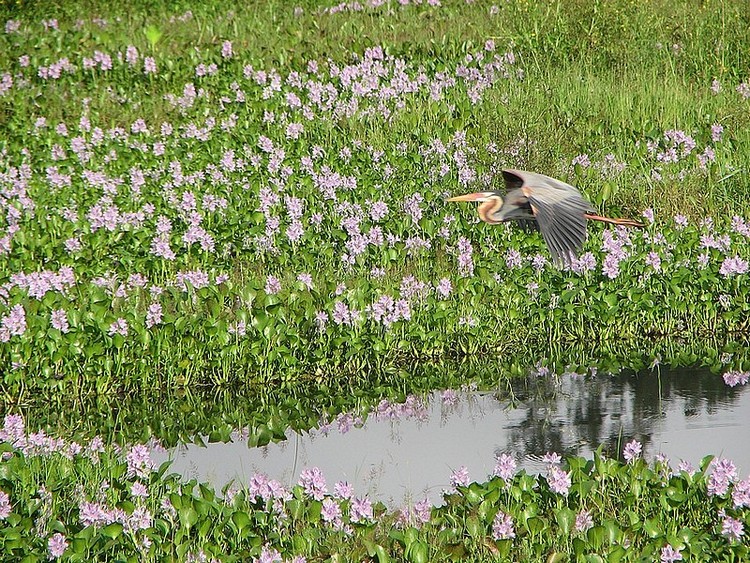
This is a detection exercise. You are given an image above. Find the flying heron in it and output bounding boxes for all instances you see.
[447,169,644,265]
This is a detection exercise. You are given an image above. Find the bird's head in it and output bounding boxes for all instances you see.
[446,191,504,224]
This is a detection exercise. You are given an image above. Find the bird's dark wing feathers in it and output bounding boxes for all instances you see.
[527,190,589,264]
[501,169,525,191]
[514,219,540,233]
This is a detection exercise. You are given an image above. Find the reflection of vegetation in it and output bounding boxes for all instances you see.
[503,362,750,463]
[4,339,747,447]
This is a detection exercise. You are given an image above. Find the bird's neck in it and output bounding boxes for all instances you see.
[478,199,503,224]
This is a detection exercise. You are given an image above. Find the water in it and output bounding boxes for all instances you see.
[153,366,750,506]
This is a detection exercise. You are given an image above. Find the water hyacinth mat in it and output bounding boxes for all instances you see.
[2,0,750,560]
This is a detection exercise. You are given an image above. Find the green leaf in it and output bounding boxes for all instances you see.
[144,25,163,48]
[101,522,123,539]
[232,511,251,530]
[555,507,575,535]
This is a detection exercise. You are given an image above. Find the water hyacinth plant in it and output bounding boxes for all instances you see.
[1,413,750,561]
[0,1,750,390]
[2,0,750,559]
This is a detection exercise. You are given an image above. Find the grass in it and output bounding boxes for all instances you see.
[0,0,748,387]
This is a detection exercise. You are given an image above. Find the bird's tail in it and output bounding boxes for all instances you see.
[584,213,645,228]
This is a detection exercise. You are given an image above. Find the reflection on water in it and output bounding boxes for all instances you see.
[153,366,750,506]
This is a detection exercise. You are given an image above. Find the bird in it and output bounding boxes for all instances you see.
[447,168,644,265]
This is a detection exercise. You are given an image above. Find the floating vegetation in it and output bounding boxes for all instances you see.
[2,0,750,559]
[1,413,749,561]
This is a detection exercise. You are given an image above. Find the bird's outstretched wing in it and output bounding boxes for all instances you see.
[501,169,591,264]
[526,187,590,265]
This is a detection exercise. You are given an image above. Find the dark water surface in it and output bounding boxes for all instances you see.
[153,366,750,506]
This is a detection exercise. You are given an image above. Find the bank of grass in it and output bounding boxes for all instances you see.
[1,0,749,216]
[0,0,749,390]
[1,421,748,561]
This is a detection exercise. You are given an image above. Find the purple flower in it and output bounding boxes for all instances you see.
[78,501,115,526]
[50,309,70,332]
[456,236,474,276]
[719,256,748,277]
[531,253,548,271]
[722,516,744,542]
[708,458,737,497]
[547,465,571,495]
[254,545,282,563]
[403,193,424,224]
[145,303,163,328]
[0,304,26,342]
[698,146,716,168]
[571,252,596,274]
[678,460,696,476]
[642,208,655,223]
[175,270,209,291]
[331,301,352,326]
[435,278,452,299]
[286,122,304,140]
[711,123,724,142]
[602,254,621,279]
[314,311,328,331]
[623,439,642,463]
[221,40,233,59]
[265,275,281,294]
[127,506,152,531]
[321,498,343,528]
[130,482,148,498]
[126,445,155,478]
[297,273,313,289]
[571,154,591,168]
[542,452,562,466]
[0,490,10,519]
[575,510,593,533]
[299,467,327,500]
[660,544,683,562]
[1,413,25,444]
[369,201,388,222]
[450,466,470,488]
[108,318,128,337]
[125,45,139,66]
[492,511,515,540]
[723,371,749,387]
[645,252,662,271]
[731,216,750,237]
[674,214,688,229]
[411,498,432,525]
[493,453,517,480]
[732,477,750,509]
[143,56,157,74]
[504,248,523,269]
[350,497,373,523]
[333,481,353,500]
[48,533,68,559]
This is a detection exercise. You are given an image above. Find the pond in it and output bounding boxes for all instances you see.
[153,364,750,506]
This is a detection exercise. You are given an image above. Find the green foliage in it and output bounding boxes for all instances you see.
[0,438,748,561]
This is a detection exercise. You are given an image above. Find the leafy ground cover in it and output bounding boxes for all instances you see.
[1,0,750,388]
[2,411,750,562]
[2,0,750,560]
[3,338,748,447]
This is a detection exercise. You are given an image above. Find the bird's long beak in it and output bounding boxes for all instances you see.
[446,192,492,202]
